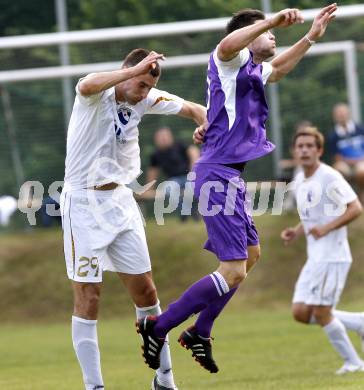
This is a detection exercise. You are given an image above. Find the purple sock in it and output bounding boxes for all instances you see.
[195,287,238,338]
[154,273,229,338]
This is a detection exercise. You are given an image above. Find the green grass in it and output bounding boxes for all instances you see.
[2,216,364,388]
[1,215,364,321]
[2,306,364,389]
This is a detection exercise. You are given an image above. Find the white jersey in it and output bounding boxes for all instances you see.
[64,80,184,191]
[294,163,357,263]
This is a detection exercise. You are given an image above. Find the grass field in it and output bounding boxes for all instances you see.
[2,305,364,389]
[2,216,364,389]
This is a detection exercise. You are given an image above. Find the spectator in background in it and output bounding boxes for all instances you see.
[38,195,62,227]
[329,103,364,201]
[0,195,17,227]
[146,127,200,221]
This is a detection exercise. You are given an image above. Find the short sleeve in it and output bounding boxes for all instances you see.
[75,76,103,105]
[261,62,273,85]
[327,174,357,205]
[146,88,184,115]
[213,46,250,69]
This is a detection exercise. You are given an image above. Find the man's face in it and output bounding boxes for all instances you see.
[249,21,276,60]
[154,128,174,149]
[333,105,351,126]
[294,135,322,169]
[120,72,159,105]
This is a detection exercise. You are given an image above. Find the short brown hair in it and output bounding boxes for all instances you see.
[226,9,265,35]
[292,126,325,149]
[123,48,160,77]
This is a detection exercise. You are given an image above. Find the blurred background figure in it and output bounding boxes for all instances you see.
[38,195,61,228]
[0,195,17,227]
[146,127,200,221]
[329,103,364,201]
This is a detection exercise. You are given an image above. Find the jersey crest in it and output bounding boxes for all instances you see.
[115,106,131,143]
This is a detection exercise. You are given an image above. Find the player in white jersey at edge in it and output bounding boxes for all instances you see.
[60,48,206,390]
[281,126,364,375]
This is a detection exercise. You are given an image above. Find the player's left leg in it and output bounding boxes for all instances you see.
[312,305,364,374]
[311,262,364,374]
[138,259,246,373]
[119,272,177,389]
[332,309,364,349]
[194,245,260,338]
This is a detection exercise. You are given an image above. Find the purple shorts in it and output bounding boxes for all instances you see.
[193,163,259,261]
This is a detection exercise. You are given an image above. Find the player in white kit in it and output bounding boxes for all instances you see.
[281,127,364,374]
[60,49,206,390]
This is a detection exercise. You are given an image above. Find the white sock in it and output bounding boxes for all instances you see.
[136,301,175,388]
[333,310,364,334]
[323,317,362,365]
[72,316,104,390]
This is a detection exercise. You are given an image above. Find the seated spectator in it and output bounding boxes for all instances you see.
[329,103,364,200]
[146,127,200,221]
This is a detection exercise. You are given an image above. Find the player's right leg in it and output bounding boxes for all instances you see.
[61,191,104,390]
[191,245,260,342]
[72,282,104,390]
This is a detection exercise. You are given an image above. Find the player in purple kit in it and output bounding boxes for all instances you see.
[137,4,337,373]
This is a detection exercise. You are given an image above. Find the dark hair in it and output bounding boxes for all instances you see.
[123,48,160,77]
[226,9,265,35]
[292,126,325,150]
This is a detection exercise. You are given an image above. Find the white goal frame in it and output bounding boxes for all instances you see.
[0,4,362,177]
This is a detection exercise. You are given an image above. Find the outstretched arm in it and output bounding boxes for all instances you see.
[177,101,207,126]
[281,223,304,246]
[78,51,164,96]
[269,3,337,82]
[218,8,304,62]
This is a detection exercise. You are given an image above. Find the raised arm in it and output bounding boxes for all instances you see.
[78,51,164,96]
[268,4,337,82]
[218,8,304,62]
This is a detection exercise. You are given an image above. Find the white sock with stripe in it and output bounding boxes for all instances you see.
[210,271,230,295]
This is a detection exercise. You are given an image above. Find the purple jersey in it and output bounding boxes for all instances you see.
[199,47,275,164]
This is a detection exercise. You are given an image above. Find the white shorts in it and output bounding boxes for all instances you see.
[292,261,351,306]
[60,187,151,283]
